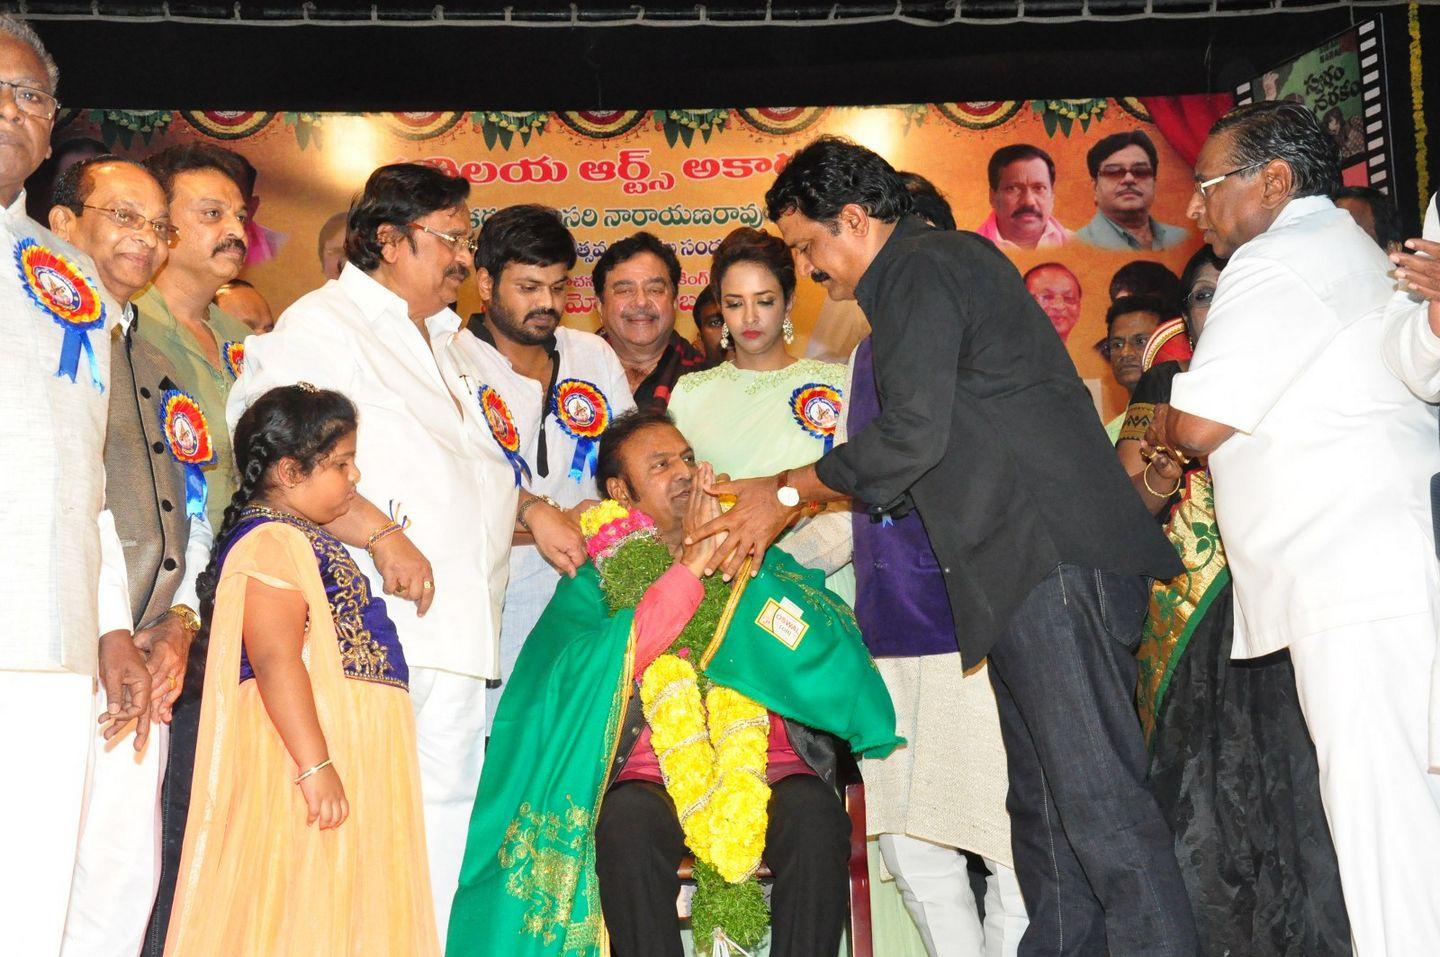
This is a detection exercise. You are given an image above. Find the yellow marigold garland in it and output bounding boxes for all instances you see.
[1411,3,1430,217]
[588,499,772,952]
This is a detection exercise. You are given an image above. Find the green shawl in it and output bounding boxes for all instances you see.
[446,551,900,956]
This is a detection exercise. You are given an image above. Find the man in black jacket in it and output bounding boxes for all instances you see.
[697,137,1196,956]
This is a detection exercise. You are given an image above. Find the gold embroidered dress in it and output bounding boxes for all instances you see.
[164,513,438,956]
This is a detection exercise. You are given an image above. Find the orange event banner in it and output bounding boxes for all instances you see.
[61,102,1204,419]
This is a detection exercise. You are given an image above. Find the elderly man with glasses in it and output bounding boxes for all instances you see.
[229,163,587,940]
[1148,101,1440,952]
[0,16,138,954]
[1075,130,1190,251]
[44,155,216,957]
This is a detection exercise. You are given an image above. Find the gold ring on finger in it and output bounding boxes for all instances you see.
[422,580,433,590]
[168,675,177,691]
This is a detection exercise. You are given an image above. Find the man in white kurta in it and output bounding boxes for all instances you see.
[1157,104,1440,953]
[456,204,635,724]
[227,163,533,939]
[1381,191,1440,782]
[0,17,142,952]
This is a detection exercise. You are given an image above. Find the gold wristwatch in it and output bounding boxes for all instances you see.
[169,603,201,635]
[517,494,561,532]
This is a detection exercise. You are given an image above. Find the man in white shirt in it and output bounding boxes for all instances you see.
[0,18,137,953]
[1150,102,1440,952]
[457,204,635,725]
[229,164,586,939]
[48,155,216,956]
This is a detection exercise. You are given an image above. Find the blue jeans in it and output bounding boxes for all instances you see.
[987,564,1197,957]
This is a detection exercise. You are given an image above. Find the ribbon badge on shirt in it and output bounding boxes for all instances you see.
[16,238,108,391]
[477,384,531,487]
[222,340,245,379]
[789,383,842,452]
[157,388,217,519]
[552,378,611,482]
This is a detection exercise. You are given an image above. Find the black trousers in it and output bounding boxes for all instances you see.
[987,564,1199,957]
[142,633,206,956]
[594,775,850,957]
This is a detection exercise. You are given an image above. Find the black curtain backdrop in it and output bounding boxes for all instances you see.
[25,3,1438,229]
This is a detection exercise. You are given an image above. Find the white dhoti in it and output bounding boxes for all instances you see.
[1288,613,1440,956]
[0,671,95,956]
[60,688,168,957]
[862,655,1027,957]
[411,666,488,943]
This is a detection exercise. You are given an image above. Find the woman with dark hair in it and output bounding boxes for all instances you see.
[1115,247,1351,956]
[666,226,853,598]
[164,384,438,955]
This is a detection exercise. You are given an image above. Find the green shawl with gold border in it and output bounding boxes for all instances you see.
[445,551,900,956]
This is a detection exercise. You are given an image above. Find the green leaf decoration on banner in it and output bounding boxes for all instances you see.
[1032,99,1108,138]
[88,110,173,149]
[473,111,549,152]
[283,112,324,151]
[656,108,728,149]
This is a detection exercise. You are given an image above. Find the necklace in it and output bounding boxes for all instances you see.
[242,503,319,529]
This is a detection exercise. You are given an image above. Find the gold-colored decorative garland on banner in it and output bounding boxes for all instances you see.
[1412,3,1430,217]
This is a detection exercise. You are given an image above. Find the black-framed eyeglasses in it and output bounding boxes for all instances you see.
[0,78,57,121]
[82,205,179,245]
[409,222,478,256]
[1194,162,1265,201]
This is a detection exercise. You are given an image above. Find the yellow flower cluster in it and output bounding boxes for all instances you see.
[704,687,769,882]
[640,655,770,883]
[579,499,630,539]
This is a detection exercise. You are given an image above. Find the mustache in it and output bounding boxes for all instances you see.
[212,237,247,258]
[526,308,561,325]
[621,306,660,323]
[1011,206,1043,218]
[810,269,831,283]
[445,264,470,283]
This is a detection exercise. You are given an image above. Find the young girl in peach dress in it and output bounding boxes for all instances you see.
[164,384,438,956]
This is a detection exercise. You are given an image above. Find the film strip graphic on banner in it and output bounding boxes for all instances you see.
[1234,17,1394,194]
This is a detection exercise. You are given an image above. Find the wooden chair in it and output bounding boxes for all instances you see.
[675,764,873,957]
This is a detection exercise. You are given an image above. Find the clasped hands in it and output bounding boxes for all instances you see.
[1138,403,1190,497]
[97,611,195,751]
[1390,236,1440,336]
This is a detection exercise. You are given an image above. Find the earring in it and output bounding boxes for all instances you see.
[719,325,730,350]
[782,316,795,345]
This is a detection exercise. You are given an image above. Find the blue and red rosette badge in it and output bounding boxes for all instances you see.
[16,239,108,391]
[223,340,245,379]
[552,378,612,481]
[477,384,531,487]
[790,383,843,452]
[157,389,217,519]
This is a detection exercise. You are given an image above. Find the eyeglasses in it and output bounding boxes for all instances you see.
[1097,163,1155,182]
[1034,292,1079,308]
[410,222,477,256]
[1194,162,1264,201]
[0,79,58,121]
[82,205,180,245]
[1184,286,1216,308]
[1098,332,1152,359]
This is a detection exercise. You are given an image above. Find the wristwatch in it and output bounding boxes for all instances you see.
[518,494,561,532]
[775,470,801,509]
[169,603,201,635]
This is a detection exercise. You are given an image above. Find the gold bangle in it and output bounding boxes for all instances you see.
[1142,463,1182,499]
[364,521,403,556]
[294,758,333,785]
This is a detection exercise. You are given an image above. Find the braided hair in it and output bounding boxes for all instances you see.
[196,385,358,613]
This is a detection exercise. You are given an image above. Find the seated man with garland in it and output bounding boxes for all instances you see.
[447,407,901,957]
